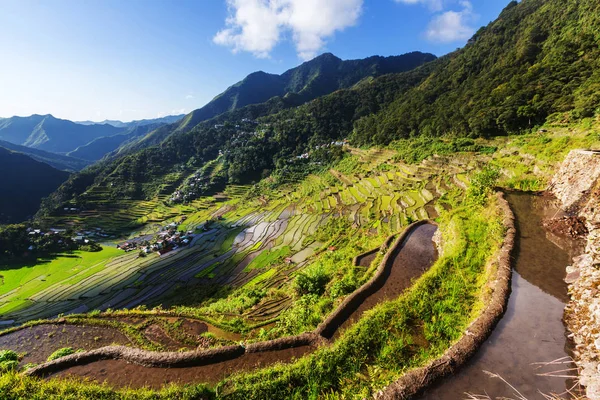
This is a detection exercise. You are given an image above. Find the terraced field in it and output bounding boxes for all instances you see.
[2,150,473,334]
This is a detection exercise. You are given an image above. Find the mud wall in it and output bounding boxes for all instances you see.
[379,191,515,399]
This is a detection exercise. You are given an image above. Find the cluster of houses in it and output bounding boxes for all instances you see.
[213,118,258,130]
[169,172,213,203]
[294,139,349,161]
[118,219,195,256]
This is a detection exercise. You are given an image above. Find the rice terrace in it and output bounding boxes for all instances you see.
[1,0,600,399]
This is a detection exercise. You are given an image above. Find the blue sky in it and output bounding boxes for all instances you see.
[0,0,510,122]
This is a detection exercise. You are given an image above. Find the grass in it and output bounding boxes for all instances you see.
[0,247,122,316]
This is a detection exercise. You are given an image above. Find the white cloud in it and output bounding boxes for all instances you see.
[185,94,195,100]
[214,0,363,60]
[394,0,444,12]
[425,0,474,43]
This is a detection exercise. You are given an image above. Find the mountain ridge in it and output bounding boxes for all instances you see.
[0,147,70,223]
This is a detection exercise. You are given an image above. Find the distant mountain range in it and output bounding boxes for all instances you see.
[76,114,185,128]
[0,147,70,223]
[112,51,437,154]
[0,114,184,159]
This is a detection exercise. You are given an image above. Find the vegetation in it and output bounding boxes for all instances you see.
[1,0,600,398]
[47,347,79,361]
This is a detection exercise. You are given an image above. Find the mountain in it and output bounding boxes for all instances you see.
[66,123,165,161]
[0,115,123,153]
[0,140,89,171]
[349,0,600,144]
[0,114,185,157]
[76,114,185,128]
[105,51,437,156]
[176,52,436,132]
[42,0,600,216]
[0,147,70,223]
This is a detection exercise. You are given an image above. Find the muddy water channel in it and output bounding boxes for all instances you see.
[420,193,580,400]
[46,224,438,389]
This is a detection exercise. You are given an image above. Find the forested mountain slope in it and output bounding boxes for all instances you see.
[39,0,600,218]
[0,147,70,223]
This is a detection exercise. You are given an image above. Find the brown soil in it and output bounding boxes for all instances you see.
[355,250,378,267]
[51,345,315,388]
[144,325,188,351]
[0,324,131,364]
[543,215,589,238]
[181,318,209,336]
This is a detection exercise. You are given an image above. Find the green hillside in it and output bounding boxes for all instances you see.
[40,0,600,218]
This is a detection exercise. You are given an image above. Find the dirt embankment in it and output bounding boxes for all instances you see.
[550,149,600,400]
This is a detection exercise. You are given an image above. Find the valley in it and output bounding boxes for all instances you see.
[1,0,600,398]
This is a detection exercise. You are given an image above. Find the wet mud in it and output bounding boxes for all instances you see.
[52,345,314,388]
[0,324,131,364]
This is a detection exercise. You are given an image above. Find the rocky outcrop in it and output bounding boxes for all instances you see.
[550,149,600,400]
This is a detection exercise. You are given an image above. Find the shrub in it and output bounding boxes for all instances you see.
[294,267,330,296]
[0,350,18,363]
[47,347,77,361]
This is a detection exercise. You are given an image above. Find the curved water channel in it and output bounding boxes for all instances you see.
[419,192,581,400]
[39,224,438,388]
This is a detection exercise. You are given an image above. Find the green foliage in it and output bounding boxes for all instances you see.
[217,200,504,398]
[466,167,500,205]
[391,137,497,164]
[47,347,77,361]
[0,351,18,364]
[294,267,331,296]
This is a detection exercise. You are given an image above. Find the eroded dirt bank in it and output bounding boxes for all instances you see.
[550,149,600,399]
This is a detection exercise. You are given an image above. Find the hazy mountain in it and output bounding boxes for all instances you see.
[0,114,184,157]
[0,139,89,171]
[0,147,70,223]
[76,114,185,128]
[67,123,164,161]
[0,114,122,153]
